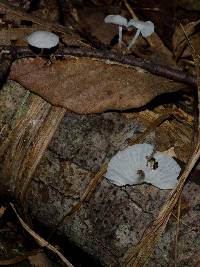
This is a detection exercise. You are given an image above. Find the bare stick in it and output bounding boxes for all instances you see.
[0,45,196,86]
[10,203,74,267]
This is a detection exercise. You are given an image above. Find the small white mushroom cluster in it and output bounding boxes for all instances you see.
[104,15,154,49]
[105,143,181,190]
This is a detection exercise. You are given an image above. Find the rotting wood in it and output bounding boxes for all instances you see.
[122,26,200,267]
[0,92,65,212]
[0,80,198,267]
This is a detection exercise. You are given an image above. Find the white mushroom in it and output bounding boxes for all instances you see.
[145,152,181,189]
[104,15,128,47]
[27,31,59,49]
[105,143,181,190]
[127,20,154,49]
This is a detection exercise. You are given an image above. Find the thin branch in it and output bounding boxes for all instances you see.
[10,203,74,267]
[128,111,173,146]
[0,45,196,86]
[123,0,137,20]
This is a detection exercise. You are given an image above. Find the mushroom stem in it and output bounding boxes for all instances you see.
[118,26,123,47]
[128,28,141,50]
[39,48,44,56]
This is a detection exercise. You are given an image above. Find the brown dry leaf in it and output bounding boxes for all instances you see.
[0,1,85,47]
[30,0,60,25]
[28,252,52,267]
[0,0,69,35]
[9,57,188,114]
[0,28,35,45]
[78,7,118,45]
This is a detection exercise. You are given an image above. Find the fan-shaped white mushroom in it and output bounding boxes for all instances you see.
[27,31,59,49]
[127,20,154,49]
[104,15,128,47]
[105,143,181,189]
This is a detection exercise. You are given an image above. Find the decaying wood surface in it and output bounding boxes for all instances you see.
[0,80,199,266]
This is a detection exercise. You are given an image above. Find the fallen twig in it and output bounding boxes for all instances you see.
[10,203,74,267]
[0,45,196,86]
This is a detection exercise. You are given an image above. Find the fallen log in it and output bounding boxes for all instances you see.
[0,80,199,267]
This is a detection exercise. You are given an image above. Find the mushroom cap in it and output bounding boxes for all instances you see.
[27,31,59,49]
[145,152,181,189]
[106,144,153,186]
[127,20,154,37]
[104,15,128,27]
[105,143,181,189]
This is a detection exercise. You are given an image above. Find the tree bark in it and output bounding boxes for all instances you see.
[0,80,199,267]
